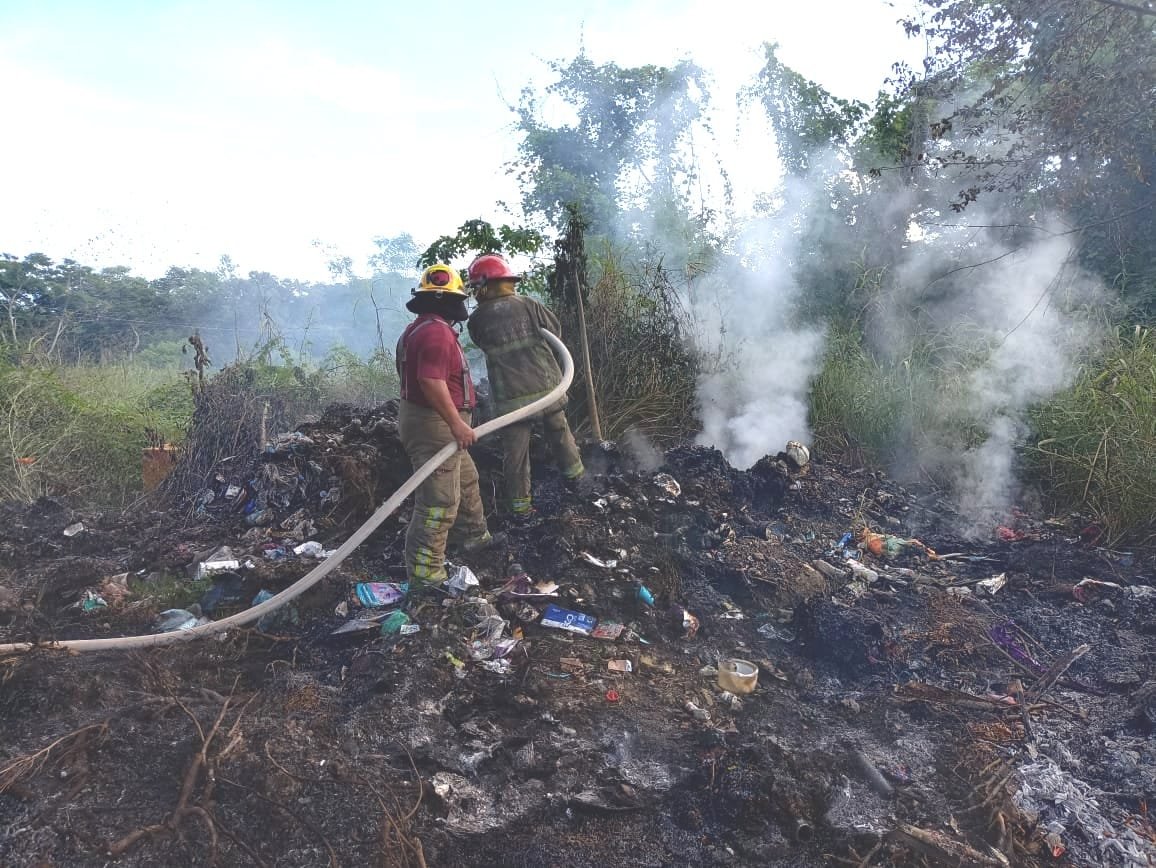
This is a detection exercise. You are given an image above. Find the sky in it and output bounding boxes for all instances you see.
[0,0,925,281]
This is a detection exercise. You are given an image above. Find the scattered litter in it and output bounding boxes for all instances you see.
[673,607,700,640]
[947,585,973,599]
[757,623,794,642]
[858,528,937,559]
[684,701,710,721]
[480,659,511,675]
[592,621,625,640]
[399,623,421,636]
[446,565,480,597]
[608,659,633,673]
[99,573,131,607]
[784,440,810,469]
[80,590,107,613]
[331,614,390,635]
[540,604,597,635]
[605,689,619,702]
[292,540,331,558]
[579,552,618,570]
[717,659,759,695]
[988,621,1046,673]
[252,589,298,633]
[156,608,206,632]
[977,573,1007,596]
[812,559,845,581]
[198,571,245,614]
[846,559,879,584]
[500,564,558,598]
[996,525,1026,542]
[637,585,655,607]
[195,549,242,579]
[652,473,681,498]
[62,522,85,538]
[380,610,411,636]
[1073,577,1122,603]
[354,582,408,608]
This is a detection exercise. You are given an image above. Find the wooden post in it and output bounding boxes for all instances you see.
[573,266,603,441]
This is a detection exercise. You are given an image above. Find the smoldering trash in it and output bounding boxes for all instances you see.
[1,400,1155,868]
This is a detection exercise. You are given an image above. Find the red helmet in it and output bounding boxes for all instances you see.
[467,253,522,287]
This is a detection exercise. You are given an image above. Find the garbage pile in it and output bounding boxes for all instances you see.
[2,407,1156,867]
[183,400,411,530]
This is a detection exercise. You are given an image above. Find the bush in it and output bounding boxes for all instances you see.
[0,364,151,505]
[808,324,982,468]
[1030,326,1156,545]
[556,245,699,443]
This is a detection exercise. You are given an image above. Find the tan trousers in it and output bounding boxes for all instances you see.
[502,408,584,514]
[399,401,489,584]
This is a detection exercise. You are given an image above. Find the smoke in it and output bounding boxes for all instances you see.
[876,225,1104,534]
[620,426,664,472]
[689,160,832,470]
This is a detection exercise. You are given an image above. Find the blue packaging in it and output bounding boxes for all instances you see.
[540,604,597,636]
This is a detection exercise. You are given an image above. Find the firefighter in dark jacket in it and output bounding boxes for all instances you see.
[466,253,587,521]
[396,264,500,584]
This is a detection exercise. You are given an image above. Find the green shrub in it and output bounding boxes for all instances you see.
[1030,326,1156,545]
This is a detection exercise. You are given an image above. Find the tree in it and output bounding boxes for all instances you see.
[512,50,723,239]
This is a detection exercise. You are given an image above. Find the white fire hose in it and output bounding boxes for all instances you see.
[0,330,574,656]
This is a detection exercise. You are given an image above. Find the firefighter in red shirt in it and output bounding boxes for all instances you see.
[396,264,501,585]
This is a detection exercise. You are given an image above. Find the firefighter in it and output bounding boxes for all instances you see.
[396,264,501,585]
[466,253,588,523]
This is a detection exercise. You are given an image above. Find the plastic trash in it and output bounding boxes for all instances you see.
[354,582,408,608]
[540,604,597,635]
[380,610,411,636]
[81,590,107,612]
[976,573,1007,596]
[480,659,511,675]
[846,559,879,584]
[652,473,681,498]
[608,659,633,673]
[684,701,710,721]
[446,565,480,597]
[672,607,700,640]
[592,621,625,640]
[62,522,86,538]
[293,541,328,558]
[252,589,298,633]
[198,571,245,615]
[156,608,206,632]
[784,440,810,469]
[637,585,655,607]
[717,659,759,695]
[579,552,618,570]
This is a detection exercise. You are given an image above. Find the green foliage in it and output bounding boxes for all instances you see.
[0,362,155,505]
[1030,326,1156,544]
[512,50,719,234]
[747,43,868,174]
[808,325,983,466]
[559,243,699,443]
[417,220,545,269]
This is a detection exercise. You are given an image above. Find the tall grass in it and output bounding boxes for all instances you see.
[0,341,399,508]
[558,246,699,444]
[1030,326,1156,545]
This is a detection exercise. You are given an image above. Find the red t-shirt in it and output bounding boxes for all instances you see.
[396,314,476,410]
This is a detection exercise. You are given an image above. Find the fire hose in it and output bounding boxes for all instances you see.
[0,329,574,656]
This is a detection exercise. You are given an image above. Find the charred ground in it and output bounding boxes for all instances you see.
[1,403,1154,867]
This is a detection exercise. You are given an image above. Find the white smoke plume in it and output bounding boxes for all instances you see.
[690,163,830,469]
[877,223,1105,535]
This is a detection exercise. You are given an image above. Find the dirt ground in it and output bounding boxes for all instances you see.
[2,409,1155,867]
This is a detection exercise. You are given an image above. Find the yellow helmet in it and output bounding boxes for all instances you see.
[415,264,467,296]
